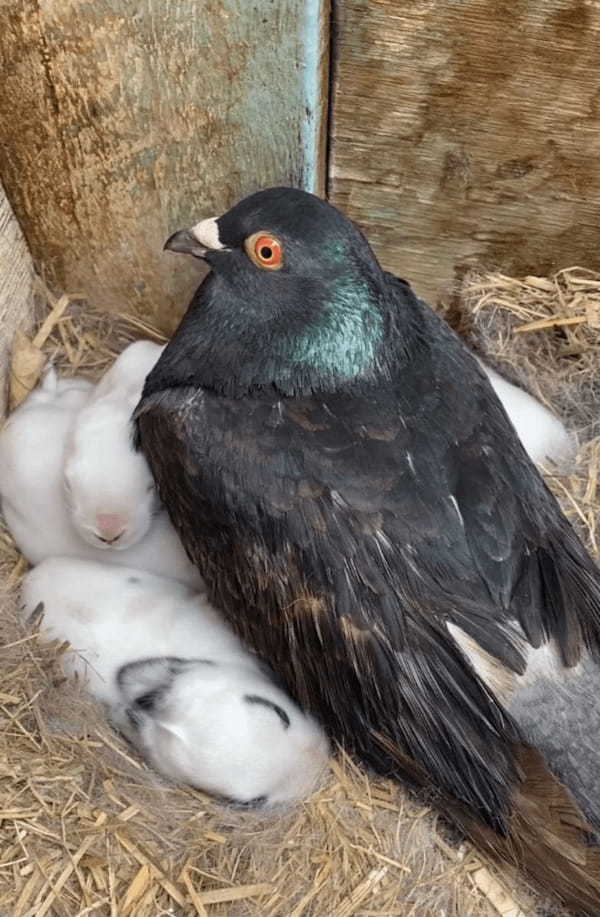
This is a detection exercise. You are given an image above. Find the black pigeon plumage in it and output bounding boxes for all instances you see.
[136,187,600,911]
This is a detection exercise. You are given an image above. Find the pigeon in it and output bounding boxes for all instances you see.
[135,187,600,911]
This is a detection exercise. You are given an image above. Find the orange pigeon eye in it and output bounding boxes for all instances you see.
[244,232,284,271]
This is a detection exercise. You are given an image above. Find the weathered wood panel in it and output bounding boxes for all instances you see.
[0,183,36,418]
[0,0,329,331]
[330,0,600,305]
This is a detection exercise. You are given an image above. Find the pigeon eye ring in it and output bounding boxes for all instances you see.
[244,231,284,271]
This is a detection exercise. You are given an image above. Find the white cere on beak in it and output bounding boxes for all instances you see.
[190,217,225,250]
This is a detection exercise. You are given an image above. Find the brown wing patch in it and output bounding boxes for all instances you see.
[286,593,328,620]
[340,614,373,644]
[374,730,600,914]
[492,746,600,912]
[297,480,326,499]
[241,541,299,594]
[286,402,329,432]
[221,428,260,457]
[339,615,380,674]
[362,426,398,442]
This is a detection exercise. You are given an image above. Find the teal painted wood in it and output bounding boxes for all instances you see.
[0,0,330,328]
[302,0,330,195]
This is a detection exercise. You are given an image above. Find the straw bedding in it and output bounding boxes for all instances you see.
[3,269,598,916]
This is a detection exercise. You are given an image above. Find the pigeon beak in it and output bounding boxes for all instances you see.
[163,216,226,259]
[163,229,208,259]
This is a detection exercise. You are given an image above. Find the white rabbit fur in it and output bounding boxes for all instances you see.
[21,557,330,807]
[0,368,201,587]
[479,360,575,466]
[63,340,165,549]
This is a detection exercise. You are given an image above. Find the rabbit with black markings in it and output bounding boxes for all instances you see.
[63,340,165,549]
[0,366,201,587]
[21,557,330,807]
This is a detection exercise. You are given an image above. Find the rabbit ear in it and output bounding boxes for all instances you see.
[117,656,216,704]
[116,656,190,703]
[243,694,291,729]
[23,601,45,627]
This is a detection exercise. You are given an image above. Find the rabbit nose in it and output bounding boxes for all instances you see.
[96,513,127,543]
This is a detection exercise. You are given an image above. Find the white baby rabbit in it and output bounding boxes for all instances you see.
[63,340,165,549]
[0,368,93,560]
[0,368,201,587]
[479,361,575,466]
[21,557,330,807]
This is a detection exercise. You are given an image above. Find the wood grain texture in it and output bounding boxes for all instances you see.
[0,0,329,331]
[330,0,600,305]
[0,182,36,419]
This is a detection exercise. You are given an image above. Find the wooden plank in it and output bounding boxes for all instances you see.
[0,183,36,419]
[0,0,329,331]
[329,0,600,305]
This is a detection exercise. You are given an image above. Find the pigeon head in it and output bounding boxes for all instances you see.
[156,187,417,397]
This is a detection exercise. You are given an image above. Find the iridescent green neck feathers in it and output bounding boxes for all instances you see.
[289,275,384,381]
